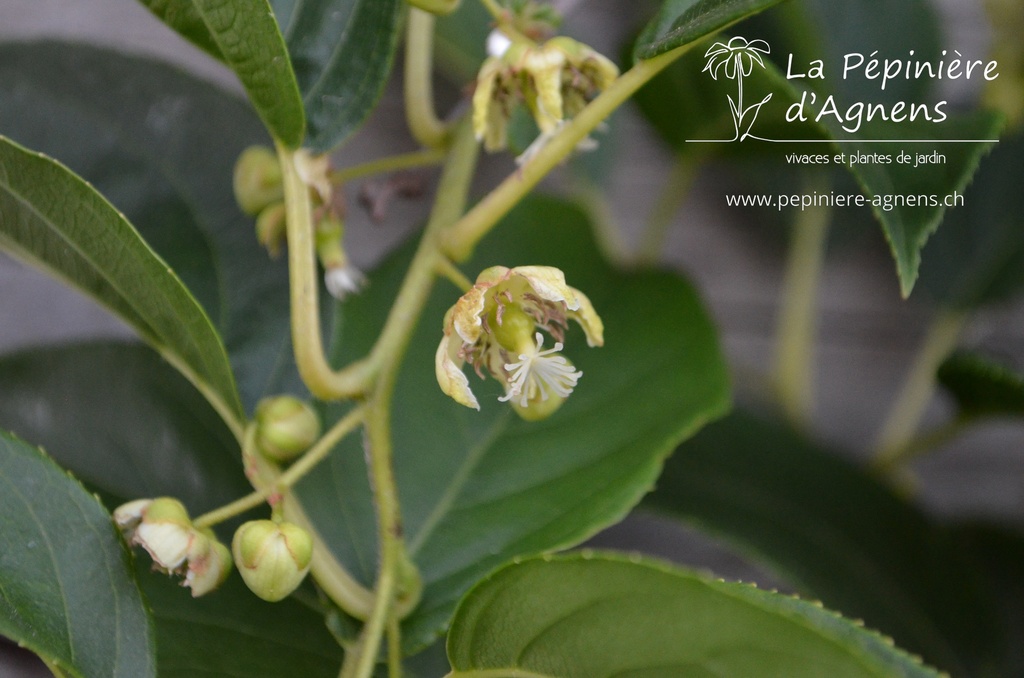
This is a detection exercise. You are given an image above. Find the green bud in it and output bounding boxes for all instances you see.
[233,520,313,602]
[255,202,287,258]
[234,146,284,216]
[255,396,321,462]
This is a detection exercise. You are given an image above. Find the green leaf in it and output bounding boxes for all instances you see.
[0,429,155,678]
[822,114,1003,298]
[949,523,1024,677]
[629,35,825,159]
[0,41,303,413]
[937,351,1024,420]
[919,131,1024,308]
[635,0,788,60]
[299,196,730,652]
[138,0,305,146]
[0,342,249,514]
[0,344,347,676]
[642,410,1004,676]
[140,0,403,151]
[140,563,344,677]
[447,553,940,677]
[0,134,244,424]
[274,0,404,152]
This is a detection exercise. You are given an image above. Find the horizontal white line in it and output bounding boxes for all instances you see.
[686,138,999,143]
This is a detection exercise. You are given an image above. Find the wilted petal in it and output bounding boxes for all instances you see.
[435,337,480,410]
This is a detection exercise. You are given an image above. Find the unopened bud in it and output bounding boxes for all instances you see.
[255,202,287,257]
[233,520,313,602]
[185,529,233,597]
[234,146,283,216]
[255,396,321,463]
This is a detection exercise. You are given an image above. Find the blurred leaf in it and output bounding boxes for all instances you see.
[824,114,1003,298]
[0,134,244,424]
[138,0,305,147]
[0,41,305,412]
[629,35,825,159]
[447,553,940,677]
[635,0,787,60]
[643,410,1004,676]
[0,429,155,678]
[937,351,1024,419]
[792,0,941,104]
[301,196,730,652]
[272,0,403,152]
[919,131,1024,308]
[950,523,1024,677]
[434,0,490,82]
[140,561,343,677]
[0,343,248,516]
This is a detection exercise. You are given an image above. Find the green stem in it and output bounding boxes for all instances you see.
[436,256,473,291]
[872,310,967,465]
[277,141,375,400]
[871,416,970,474]
[405,9,449,149]
[194,407,366,529]
[441,44,693,261]
[222,421,378,618]
[773,176,831,428]
[637,154,699,263]
[330,149,444,185]
[339,120,479,678]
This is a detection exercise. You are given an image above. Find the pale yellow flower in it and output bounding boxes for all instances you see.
[436,266,603,419]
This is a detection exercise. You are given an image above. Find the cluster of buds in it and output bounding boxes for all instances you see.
[114,497,315,602]
[114,498,231,597]
[233,146,365,300]
[436,266,603,420]
[472,35,619,154]
[254,395,321,463]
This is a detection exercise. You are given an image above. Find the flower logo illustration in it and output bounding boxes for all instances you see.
[702,36,774,141]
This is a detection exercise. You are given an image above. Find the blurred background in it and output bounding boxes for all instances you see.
[2,0,1022,674]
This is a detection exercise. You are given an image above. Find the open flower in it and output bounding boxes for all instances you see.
[436,266,603,419]
[472,36,619,153]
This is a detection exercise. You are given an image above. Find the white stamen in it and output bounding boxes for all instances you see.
[499,332,582,407]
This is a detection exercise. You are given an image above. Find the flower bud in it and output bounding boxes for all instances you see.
[234,146,283,216]
[255,396,321,463]
[130,497,194,572]
[255,202,287,258]
[233,520,313,602]
[185,529,233,597]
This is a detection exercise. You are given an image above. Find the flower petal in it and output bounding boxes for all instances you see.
[472,57,502,143]
[566,287,604,347]
[508,266,580,309]
[435,337,480,410]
